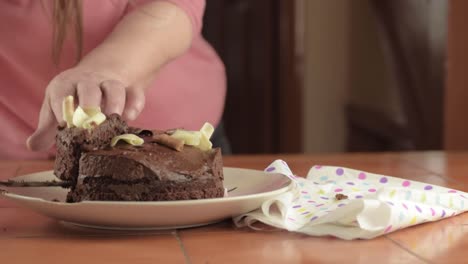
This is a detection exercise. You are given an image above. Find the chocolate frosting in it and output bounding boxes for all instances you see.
[79,143,222,182]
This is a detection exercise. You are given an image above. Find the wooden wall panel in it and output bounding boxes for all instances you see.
[445,0,468,150]
[203,0,303,153]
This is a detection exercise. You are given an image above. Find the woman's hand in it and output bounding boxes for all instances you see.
[27,1,194,152]
[26,68,145,151]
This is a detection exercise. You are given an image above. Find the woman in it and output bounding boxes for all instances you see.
[0,0,227,159]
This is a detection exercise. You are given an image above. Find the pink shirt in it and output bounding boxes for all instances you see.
[0,0,226,159]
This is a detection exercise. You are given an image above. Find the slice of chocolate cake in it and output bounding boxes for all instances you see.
[54,96,223,203]
[67,143,223,202]
[54,114,128,183]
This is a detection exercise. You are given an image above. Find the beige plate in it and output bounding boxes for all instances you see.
[0,168,292,230]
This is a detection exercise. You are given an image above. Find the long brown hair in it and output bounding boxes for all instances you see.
[52,0,83,65]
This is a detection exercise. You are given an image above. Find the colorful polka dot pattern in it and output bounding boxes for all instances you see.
[234,159,468,240]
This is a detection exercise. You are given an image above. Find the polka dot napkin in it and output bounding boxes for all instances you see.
[233,160,468,240]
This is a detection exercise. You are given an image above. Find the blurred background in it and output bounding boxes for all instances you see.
[202,0,467,154]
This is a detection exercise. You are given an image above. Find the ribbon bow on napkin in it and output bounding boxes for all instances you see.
[234,160,468,240]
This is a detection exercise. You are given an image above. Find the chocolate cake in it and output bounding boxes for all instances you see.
[54,114,128,183]
[67,143,223,202]
[54,99,224,203]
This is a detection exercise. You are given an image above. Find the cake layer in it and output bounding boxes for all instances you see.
[67,176,224,202]
[54,114,128,182]
[69,143,223,202]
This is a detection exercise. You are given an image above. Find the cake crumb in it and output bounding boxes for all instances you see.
[51,198,60,202]
[335,194,348,200]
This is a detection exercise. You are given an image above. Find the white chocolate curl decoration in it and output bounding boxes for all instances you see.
[170,122,215,151]
[62,96,75,128]
[61,96,107,129]
[111,134,144,147]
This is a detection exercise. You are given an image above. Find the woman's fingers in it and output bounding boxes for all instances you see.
[27,67,138,153]
[123,87,145,120]
[101,80,126,115]
[48,85,72,123]
[76,81,102,109]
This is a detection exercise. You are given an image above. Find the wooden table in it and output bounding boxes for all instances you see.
[1,152,468,263]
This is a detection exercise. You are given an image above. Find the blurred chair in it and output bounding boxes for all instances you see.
[370,0,447,150]
[347,0,447,151]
